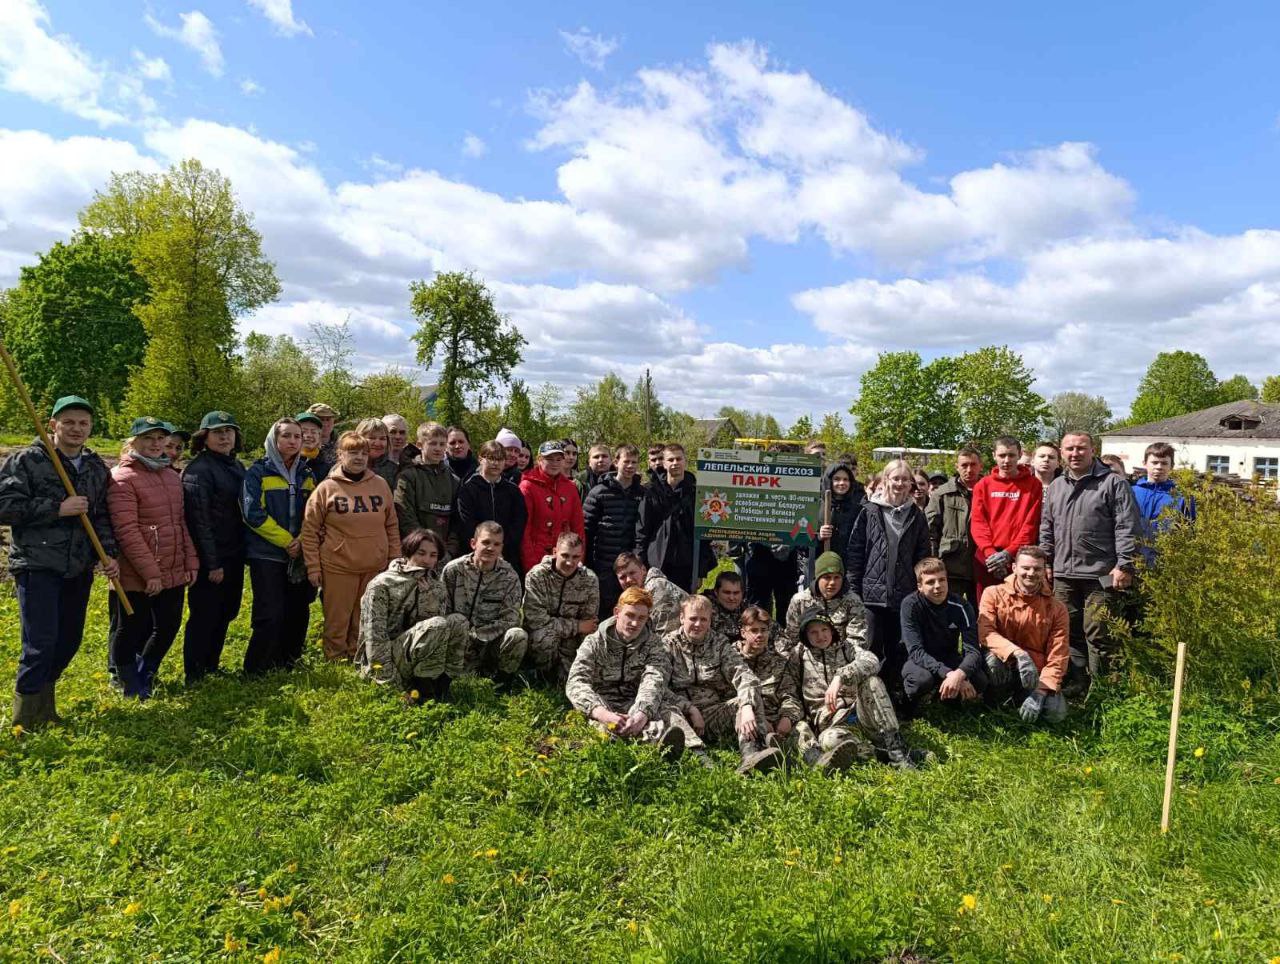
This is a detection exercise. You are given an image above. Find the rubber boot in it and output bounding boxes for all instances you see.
[736,738,783,776]
[44,684,63,725]
[657,725,685,762]
[11,690,45,732]
[873,730,920,771]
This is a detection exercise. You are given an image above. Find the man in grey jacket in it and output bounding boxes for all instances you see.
[1039,431,1141,693]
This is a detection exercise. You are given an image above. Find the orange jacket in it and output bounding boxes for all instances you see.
[301,468,398,577]
[977,574,1070,692]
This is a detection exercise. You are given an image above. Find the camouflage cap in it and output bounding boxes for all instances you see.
[306,402,340,419]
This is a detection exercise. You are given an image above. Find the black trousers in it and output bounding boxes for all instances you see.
[594,565,621,619]
[183,559,246,683]
[108,586,185,694]
[901,657,988,709]
[744,545,798,619]
[244,559,316,675]
[14,569,93,694]
[865,604,908,695]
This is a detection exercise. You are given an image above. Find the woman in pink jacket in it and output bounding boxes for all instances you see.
[107,416,199,698]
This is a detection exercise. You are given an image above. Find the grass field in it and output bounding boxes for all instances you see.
[1,581,1278,962]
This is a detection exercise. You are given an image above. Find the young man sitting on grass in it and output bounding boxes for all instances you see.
[565,586,689,760]
[978,546,1069,725]
[899,557,986,716]
[782,610,924,771]
[442,521,529,687]
[522,532,600,686]
[664,595,782,775]
[736,605,801,754]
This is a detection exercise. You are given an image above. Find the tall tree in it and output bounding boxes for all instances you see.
[1044,391,1112,441]
[306,319,361,421]
[357,368,424,422]
[0,235,148,417]
[816,412,856,454]
[788,414,814,440]
[237,333,318,446]
[1262,375,1280,404]
[850,351,960,448]
[1216,374,1258,404]
[1128,351,1221,425]
[408,271,525,427]
[79,159,279,431]
[953,346,1047,445]
[567,373,644,445]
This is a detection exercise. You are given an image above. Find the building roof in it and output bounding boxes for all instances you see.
[693,417,740,442]
[1105,400,1280,440]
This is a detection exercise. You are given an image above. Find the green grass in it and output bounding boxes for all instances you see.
[1,583,1278,962]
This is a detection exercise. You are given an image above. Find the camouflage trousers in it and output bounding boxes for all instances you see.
[390,613,469,687]
[460,627,529,676]
[687,692,769,748]
[794,674,902,760]
[589,698,705,751]
[985,652,1067,723]
[528,626,585,685]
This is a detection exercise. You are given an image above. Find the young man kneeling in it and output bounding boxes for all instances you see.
[565,586,691,760]
[782,610,925,772]
[523,532,600,685]
[665,595,782,775]
[357,529,468,701]
[442,521,529,686]
[978,546,1069,725]
[899,557,987,716]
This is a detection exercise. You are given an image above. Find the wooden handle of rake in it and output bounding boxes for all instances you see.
[0,341,132,615]
[1160,640,1187,833]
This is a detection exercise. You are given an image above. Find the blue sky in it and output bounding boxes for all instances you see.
[3,0,1279,423]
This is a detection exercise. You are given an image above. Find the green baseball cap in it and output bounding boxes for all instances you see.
[199,410,240,431]
[127,415,172,438]
[50,395,94,418]
[295,411,322,427]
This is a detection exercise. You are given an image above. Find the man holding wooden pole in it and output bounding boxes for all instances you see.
[0,396,119,730]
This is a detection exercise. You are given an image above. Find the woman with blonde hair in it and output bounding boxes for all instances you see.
[356,417,400,490]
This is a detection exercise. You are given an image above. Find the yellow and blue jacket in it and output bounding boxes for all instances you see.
[241,432,316,564]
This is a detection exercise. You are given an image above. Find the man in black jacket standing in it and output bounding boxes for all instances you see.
[0,396,119,730]
[582,444,644,617]
[635,443,708,592]
[455,440,527,573]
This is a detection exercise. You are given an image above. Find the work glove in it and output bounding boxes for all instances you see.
[985,550,1012,575]
[1019,691,1045,723]
[1014,650,1040,691]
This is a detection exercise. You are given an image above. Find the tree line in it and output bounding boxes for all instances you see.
[0,157,1275,455]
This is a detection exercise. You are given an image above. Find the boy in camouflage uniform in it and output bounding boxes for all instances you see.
[523,532,600,685]
[702,570,746,642]
[737,606,801,751]
[783,551,868,654]
[613,552,688,638]
[357,529,468,700]
[664,595,781,775]
[565,586,690,760]
[782,609,923,771]
[442,521,529,684]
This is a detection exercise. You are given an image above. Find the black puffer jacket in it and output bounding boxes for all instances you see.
[455,471,527,571]
[0,440,117,576]
[635,472,700,579]
[845,497,929,609]
[182,450,247,570]
[582,472,643,576]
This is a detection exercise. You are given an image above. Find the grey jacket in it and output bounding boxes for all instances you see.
[1039,459,1141,578]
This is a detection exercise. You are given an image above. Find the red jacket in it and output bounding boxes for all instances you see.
[518,466,585,573]
[970,466,1043,592]
[108,455,199,593]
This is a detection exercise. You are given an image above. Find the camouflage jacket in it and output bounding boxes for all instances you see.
[645,567,688,638]
[741,645,799,724]
[781,636,879,728]
[783,583,870,652]
[566,617,670,720]
[357,557,447,684]
[442,553,523,644]
[523,556,600,638]
[663,628,760,714]
[702,590,744,642]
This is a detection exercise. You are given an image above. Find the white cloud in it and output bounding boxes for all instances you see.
[240,77,263,96]
[461,133,487,158]
[132,50,172,83]
[0,0,127,125]
[559,28,618,70]
[146,10,224,77]
[245,0,312,37]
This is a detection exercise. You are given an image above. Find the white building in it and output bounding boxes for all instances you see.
[1101,400,1280,483]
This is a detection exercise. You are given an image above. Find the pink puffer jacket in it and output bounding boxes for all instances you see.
[108,455,199,592]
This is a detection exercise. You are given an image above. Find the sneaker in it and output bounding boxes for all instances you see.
[816,739,857,773]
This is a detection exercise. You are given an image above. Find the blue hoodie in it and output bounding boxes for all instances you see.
[241,427,316,563]
[1131,477,1194,565]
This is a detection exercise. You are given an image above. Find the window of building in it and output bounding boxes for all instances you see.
[1254,457,1279,481]
[1206,454,1230,475]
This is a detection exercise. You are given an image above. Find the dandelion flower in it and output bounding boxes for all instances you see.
[1202,898,1215,906]
[407,689,418,700]
[1083,766,1093,775]
[1042,894,1053,903]
[442,873,457,885]
[961,894,977,912]
[224,933,243,952]
[832,855,843,865]
[257,887,269,900]
[11,724,24,737]
[999,863,1013,871]
[263,948,282,964]
[8,900,20,920]
[536,753,548,760]
[1194,747,1206,759]
[606,722,617,731]
[109,833,121,847]
[484,848,498,858]
[2,846,16,856]
[286,862,298,873]
[1111,898,1127,905]
[405,732,418,741]
[783,860,796,868]
[123,901,142,916]
[625,920,638,935]
[108,813,121,824]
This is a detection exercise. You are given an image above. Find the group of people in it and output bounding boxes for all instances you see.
[1,395,1192,777]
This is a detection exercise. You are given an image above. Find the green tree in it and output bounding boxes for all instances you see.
[408,271,525,427]
[1262,375,1280,403]
[953,346,1047,445]
[79,159,280,431]
[716,406,783,439]
[850,351,960,448]
[567,373,645,445]
[788,414,814,440]
[357,368,424,422]
[236,333,318,446]
[1128,351,1221,426]
[306,320,361,423]
[1044,391,1112,441]
[0,235,149,418]
[816,412,855,455]
[1216,374,1258,404]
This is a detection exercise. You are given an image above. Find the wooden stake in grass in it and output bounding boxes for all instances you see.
[1160,640,1188,833]
[0,340,132,614]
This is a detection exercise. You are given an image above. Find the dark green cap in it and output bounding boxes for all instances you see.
[295,411,322,427]
[815,551,844,579]
[199,410,239,431]
[127,415,171,438]
[50,395,94,418]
